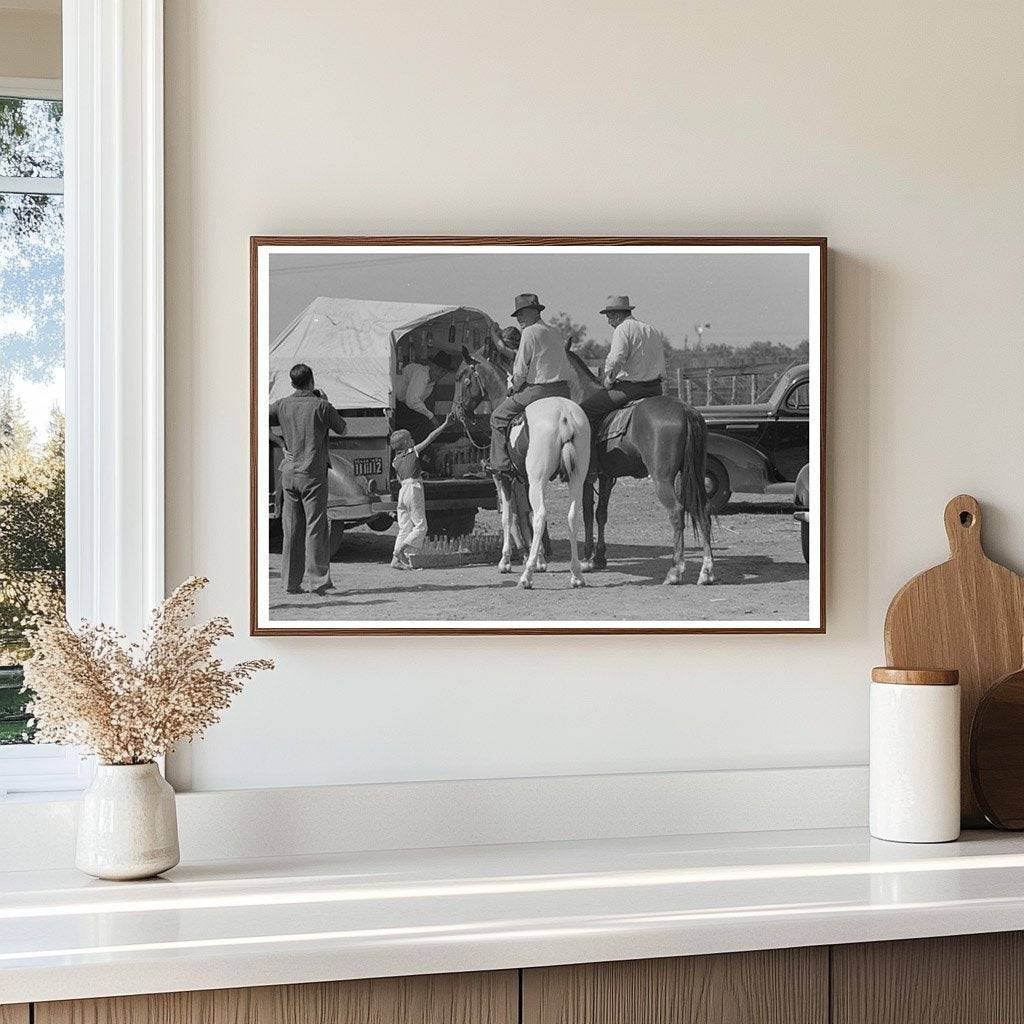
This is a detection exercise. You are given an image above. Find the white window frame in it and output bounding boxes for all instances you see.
[0,0,165,798]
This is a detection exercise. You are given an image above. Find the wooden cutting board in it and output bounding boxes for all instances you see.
[884,494,1024,826]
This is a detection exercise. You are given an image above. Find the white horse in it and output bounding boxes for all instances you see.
[452,349,591,589]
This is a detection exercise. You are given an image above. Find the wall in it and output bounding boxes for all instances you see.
[0,5,61,80]
[163,1,1024,792]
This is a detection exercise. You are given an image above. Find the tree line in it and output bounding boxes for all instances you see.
[0,394,64,742]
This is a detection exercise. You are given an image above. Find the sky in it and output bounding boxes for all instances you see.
[269,250,811,350]
[11,368,62,442]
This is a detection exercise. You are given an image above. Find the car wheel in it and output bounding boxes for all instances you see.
[366,513,395,533]
[704,457,732,514]
[800,519,810,563]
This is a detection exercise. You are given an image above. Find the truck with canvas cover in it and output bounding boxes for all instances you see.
[268,297,498,553]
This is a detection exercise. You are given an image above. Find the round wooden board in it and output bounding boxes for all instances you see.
[970,665,1024,829]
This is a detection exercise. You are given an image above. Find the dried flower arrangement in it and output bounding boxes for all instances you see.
[22,576,273,765]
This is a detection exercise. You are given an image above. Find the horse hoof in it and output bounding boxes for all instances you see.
[698,571,715,586]
[663,568,684,585]
[581,559,605,574]
[570,575,586,589]
[518,577,533,590]
[498,562,512,574]
[536,563,548,573]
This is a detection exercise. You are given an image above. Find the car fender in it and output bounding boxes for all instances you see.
[269,444,374,518]
[327,454,375,510]
[706,432,771,496]
[794,463,811,510]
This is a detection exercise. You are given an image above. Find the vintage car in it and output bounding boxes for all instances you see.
[268,297,497,554]
[701,363,810,512]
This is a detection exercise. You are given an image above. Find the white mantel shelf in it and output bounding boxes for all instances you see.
[4,827,1024,1004]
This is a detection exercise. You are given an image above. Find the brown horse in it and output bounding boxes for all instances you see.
[564,349,715,586]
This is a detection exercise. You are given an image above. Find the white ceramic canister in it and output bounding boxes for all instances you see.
[869,667,961,843]
[76,762,180,880]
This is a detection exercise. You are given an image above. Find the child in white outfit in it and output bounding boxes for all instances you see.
[389,413,453,569]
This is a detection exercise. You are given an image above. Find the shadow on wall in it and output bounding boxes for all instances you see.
[827,249,875,634]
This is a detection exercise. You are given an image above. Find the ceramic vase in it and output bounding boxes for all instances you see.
[869,668,961,843]
[76,762,180,880]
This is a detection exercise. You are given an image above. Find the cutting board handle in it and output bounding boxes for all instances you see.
[944,494,983,558]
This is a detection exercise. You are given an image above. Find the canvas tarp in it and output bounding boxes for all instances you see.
[268,296,491,409]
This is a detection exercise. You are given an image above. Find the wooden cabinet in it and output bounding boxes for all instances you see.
[34,971,517,1024]
[24,932,1024,1024]
[522,948,827,1024]
[832,932,1024,1024]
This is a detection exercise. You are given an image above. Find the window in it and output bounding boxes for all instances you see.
[784,382,809,412]
[1,6,167,796]
[0,81,82,796]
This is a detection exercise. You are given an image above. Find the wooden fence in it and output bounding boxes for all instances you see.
[662,364,792,406]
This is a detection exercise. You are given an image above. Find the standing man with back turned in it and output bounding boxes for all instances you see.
[579,295,666,425]
[269,363,346,595]
[487,293,572,475]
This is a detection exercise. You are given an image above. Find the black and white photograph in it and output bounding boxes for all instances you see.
[251,238,825,634]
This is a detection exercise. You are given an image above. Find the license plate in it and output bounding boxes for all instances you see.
[352,456,384,477]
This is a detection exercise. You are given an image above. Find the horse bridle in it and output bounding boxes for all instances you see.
[452,364,490,452]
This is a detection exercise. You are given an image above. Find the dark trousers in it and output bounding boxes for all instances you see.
[579,378,663,424]
[394,401,434,444]
[281,469,332,592]
[489,381,570,471]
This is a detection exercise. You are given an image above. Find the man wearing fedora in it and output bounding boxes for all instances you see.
[487,292,572,475]
[394,349,453,443]
[580,295,667,425]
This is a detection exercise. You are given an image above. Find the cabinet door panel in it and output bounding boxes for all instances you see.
[0,1006,29,1024]
[832,932,1024,1024]
[36,970,517,1024]
[523,948,827,1024]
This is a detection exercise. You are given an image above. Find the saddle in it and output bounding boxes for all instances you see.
[501,415,530,479]
[590,399,651,480]
[594,399,645,444]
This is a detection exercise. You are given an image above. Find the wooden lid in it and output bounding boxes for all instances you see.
[871,666,960,686]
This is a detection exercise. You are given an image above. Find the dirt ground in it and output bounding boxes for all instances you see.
[267,481,810,624]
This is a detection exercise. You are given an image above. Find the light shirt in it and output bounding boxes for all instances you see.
[511,321,572,389]
[604,317,667,383]
[394,362,434,419]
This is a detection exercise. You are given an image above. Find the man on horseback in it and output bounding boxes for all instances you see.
[579,295,666,426]
[486,292,572,476]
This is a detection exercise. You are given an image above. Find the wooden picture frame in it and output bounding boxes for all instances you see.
[251,236,826,635]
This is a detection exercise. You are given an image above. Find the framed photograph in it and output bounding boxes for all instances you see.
[250,237,826,635]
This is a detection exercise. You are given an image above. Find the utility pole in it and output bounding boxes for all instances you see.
[694,323,711,404]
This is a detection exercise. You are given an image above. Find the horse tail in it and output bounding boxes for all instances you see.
[558,411,577,480]
[678,409,712,544]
